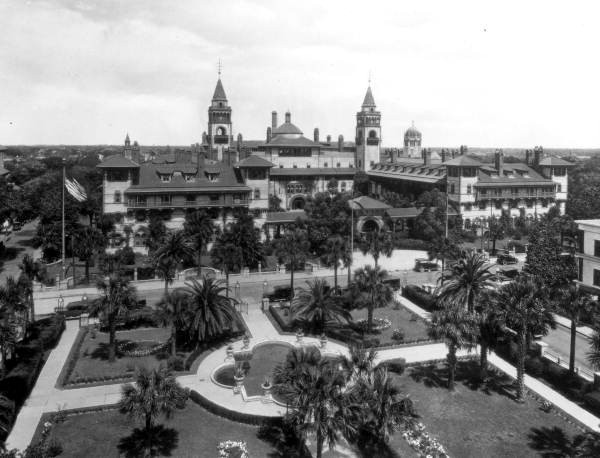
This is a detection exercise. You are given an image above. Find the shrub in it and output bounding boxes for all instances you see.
[391,329,405,342]
[392,238,430,251]
[402,285,437,312]
[525,356,544,377]
[381,357,406,374]
[167,356,185,372]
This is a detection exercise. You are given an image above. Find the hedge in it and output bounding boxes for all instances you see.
[402,285,437,312]
[392,238,430,251]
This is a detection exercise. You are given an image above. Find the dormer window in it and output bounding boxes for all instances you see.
[160,174,171,183]
[205,172,219,182]
[184,174,195,182]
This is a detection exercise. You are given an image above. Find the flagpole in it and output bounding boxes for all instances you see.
[62,160,66,279]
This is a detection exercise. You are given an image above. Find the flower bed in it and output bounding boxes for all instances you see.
[402,421,448,458]
[117,340,169,357]
[218,440,249,458]
[354,317,392,332]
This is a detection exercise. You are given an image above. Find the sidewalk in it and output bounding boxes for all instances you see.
[553,313,595,339]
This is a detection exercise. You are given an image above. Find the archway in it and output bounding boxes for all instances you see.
[289,195,306,210]
[358,217,382,233]
[216,126,227,136]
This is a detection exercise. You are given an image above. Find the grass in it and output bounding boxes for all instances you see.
[389,360,585,458]
[39,402,282,458]
[64,327,192,384]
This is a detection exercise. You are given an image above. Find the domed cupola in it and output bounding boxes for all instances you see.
[272,111,303,139]
[404,122,422,142]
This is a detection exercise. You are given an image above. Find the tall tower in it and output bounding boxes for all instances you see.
[355,86,381,171]
[403,122,422,159]
[207,67,232,161]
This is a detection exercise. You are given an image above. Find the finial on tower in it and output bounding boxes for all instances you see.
[217,59,222,77]
[368,70,371,86]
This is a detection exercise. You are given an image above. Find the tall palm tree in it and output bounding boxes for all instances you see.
[436,251,495,312]
[74,226,106,284]
[429,302,479,390]
[428,236,460,285]
[321,235,351,293]
[152,230,194,296]
[353,265,393,333]
[210,233,242,298]
[89,275,138,362]
[341,344,378,382]
[119,366,187,453]
[19,254,45,322]
[555,284,596,374]
[358,231,393,268]
[588,329,600,371]
[274,348,355,458]
[275,228,310,301]
[184,210,214,277]
[496,276,553,401]
[477,290,506,380]
[291,279,351,334]
[183,276,238,346]
[273,345,323,390]
[155,290,189,357]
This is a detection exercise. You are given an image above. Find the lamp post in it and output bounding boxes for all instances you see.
[235,281,240,301]
[262,280,268,298]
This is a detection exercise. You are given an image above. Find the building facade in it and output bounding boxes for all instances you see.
[575,219,600,295]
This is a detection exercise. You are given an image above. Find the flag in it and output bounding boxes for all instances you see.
[65,177,87,202]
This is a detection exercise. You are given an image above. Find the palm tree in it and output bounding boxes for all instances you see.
[74,227,106,284]
[428,236,460,285]
[428,302,479,390]
[436,251,495,312]
[155,290,189,357]
[152,230,194,296]
[183,276,238,346]
[341,344,378,382]
[496,276,553,401]
[291,279,351,334]
[89,275,138,362]
[210,233,242,298]
[588,329,600,371]
[274,348,355,458]
[321,235,351,293]
[358,231,393,268]
[273,345,322,390]
[119,366,187,453]
[184,210,214,277]
[555,284,596,374]
[275,229,310,301]
[18,254,45,323]
[477,290,506,380]
[353,265,393,333]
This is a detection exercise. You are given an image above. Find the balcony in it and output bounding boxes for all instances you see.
[127,197,249,209]
[476,191,555,201]
[213,135,229,144]
[366,137,380,146]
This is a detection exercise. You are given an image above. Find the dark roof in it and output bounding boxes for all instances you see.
[266,136,319,147]
[235,155,274,168]
[475,163,553,187]
[386,206,458,219]
[351,196,391,210]
[240,140,264,149]
[0,167,9,176]
[126,160,249,193]
[272,122,303,136]
[538,156,576,166]
[443,155,482,167]
[270,167,356,177]
[212,78,227,101]
[362,86,376,107]
[368,161,445,184]
[0,146,7,151]
[404,123,422,139]
[97,155,140,168]
[265,211,308,224]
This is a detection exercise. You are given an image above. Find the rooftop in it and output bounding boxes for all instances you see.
[235,155,274,168]
[270,167,355,177]
[97,155,140,168]
[350,195,391,210]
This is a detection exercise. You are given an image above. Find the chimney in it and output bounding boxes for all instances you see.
[534,146,543,166]
[441,149,447,163]
[327,135,332,144]
[266,127,272,143]
[197,148,205,170]
[525,149,531,165]
[314,128,319,143]
[202,132,208,145]
[237,133,243,155]
[338,135,344,152]
[451,149,456,159]
[424,149,432,166]
[271,111,278,130]
[285,111,291,123]
[495,149,504,176]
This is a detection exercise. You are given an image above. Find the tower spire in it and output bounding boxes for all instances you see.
[217,59,222,77]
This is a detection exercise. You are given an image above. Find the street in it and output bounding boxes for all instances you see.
[543,323,594,374]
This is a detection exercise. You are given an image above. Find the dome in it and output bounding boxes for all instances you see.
[272,111,303,137]
[404,122,421,139]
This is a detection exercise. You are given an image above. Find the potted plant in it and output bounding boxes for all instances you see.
[233,366,245,394]
[296,328,304,343]
[320,333,328,349]
[226,343,234,360]
[242,334,250,349]
[261,377,272,401]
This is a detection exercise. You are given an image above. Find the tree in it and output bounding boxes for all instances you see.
[341,344,378,382]
[353,170,369,196]
[0,277,24,375]
[18,254,45,323]
[184,210,214,277]
[275,229,310,301]
[74,227,106,284]
[320,235,351,292]
[269,194,283,212]
[210,233,242,298]
[89,275,138,362]
[428,235,461,284]
[496,276,554,401]
[436,251,495,313]
[477,290,506,380]
[119,366,187,454]
[487,216,506,254]
[155,290,189,357]
[358,231,393,268]
[428,303,479,390]
[145,215,167,254]
[152,231,194,296]
[228,214,264,269]
[274,347,355,458]
[183,277,238,345]
[353,265,393,333]
[291,279,351,334]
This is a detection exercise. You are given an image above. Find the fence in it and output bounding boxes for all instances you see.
[541,346,595,382]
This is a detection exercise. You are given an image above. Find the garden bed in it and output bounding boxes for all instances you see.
[389,360,586,458]
[33,401,283,458]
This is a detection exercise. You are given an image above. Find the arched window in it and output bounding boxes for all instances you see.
[286,181,304,194]
[368,130,377,139]
[217,126,226,135]
[341,181,347,191]
[114,191,122,203]
[254,188,260,199]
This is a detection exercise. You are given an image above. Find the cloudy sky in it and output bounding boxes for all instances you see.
[1,0,599,148]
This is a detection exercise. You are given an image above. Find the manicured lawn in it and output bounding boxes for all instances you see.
[64,327,192,384]
[41,402,281,458]
[389,361,585,458]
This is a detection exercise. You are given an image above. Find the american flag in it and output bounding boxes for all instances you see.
[65,177,87,202]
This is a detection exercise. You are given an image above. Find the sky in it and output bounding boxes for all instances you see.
[1,0,599,148]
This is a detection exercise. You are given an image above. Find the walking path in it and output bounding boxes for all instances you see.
[7,292,600,451]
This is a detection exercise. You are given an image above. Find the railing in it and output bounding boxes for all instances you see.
[127,199,249,209]
[542,348,594,382]
[476,192,555,200]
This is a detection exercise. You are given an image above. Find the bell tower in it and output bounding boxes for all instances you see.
[207,63,232,161]
[355,85,381,171]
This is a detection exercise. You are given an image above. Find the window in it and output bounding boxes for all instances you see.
[113,191,122,203]
[206,173,219,182]
[526,200,533,208]
[466,184,472,194]
[184,174,195,182]
[594,240,600,257]
[450,184,455,194]
[160,195,171,205]
[185,194,195,203]
[160,174,171,183]
[578,258,583,281]
[511,200,518,209]
[286,182,304,194]
[307,164,311,168]
[495,201,502,209]
[293,164,298,168]
[337,162,341,167]
[478,201,487,210]
[358,160,362,168]
[254,188,260,199]
[324,162,328,167]
[480,189,487,196]
[554,167,566,176]
[464,203,472,211]
[247,169,265,180]
[209,194,219,202]
[594,269,600,287]
[557,184,562,193]
[341,182,347,191]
